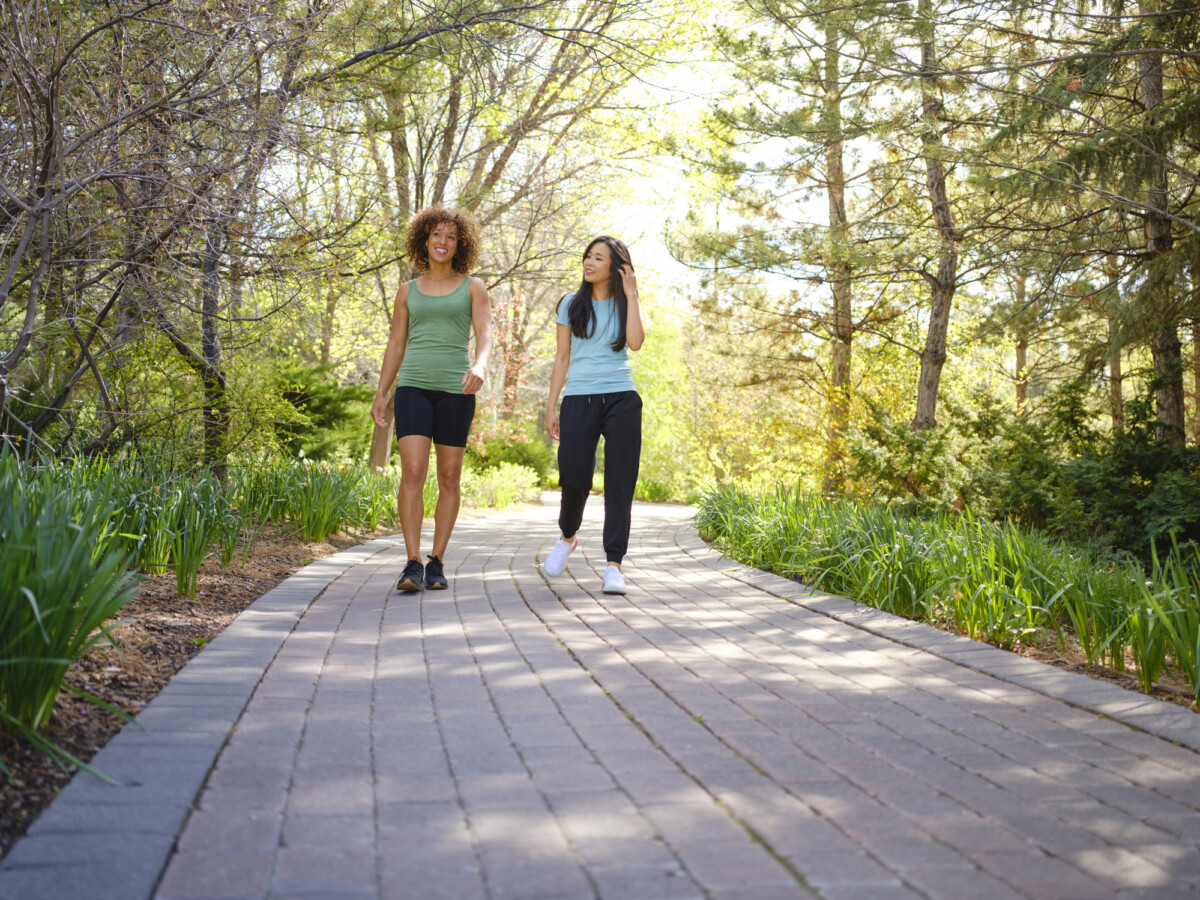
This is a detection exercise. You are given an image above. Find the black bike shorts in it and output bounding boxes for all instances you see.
[393,386,476,448]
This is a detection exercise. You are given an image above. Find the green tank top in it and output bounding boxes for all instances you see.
[397,277,473,393]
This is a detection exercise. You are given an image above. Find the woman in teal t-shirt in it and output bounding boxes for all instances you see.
[542,236,645,594]
[371,206,492,593]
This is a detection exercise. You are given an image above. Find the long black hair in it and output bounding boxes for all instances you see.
[563,236,633,352]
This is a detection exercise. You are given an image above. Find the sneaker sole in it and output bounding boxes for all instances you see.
[602,585,626,595]
[425,581,448,590]
[397,578,423,592]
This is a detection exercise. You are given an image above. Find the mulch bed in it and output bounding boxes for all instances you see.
[1011,638,1198,712]
[0,527,387,861]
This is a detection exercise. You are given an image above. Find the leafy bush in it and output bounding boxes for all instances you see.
[847,383,1200,560]
[635,479,674,502]
[273,363,373,461]
[846,401,968,513]
[1051,400,1200,557]
[468,436,555,486]
[462,462,540,509]
[0,452,138,771]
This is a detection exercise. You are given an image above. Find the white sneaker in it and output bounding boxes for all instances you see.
[602,565,626,595]
[543,537,577,576]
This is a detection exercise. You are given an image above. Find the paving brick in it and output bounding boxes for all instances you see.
[672,839,796,889]
[1,829,176,869]
[531,760,618,793]
[469,809,571,851]
[379,871,487,900]
[287,778,374,816]
[641,802,749,844]
[974,852,1118,900]
[818,884,926,900]
[377,830,478,874]
[1115,887,1200,900]
[786,850,903,887]
[709,887,816,900]
[177,809,282,851]
[478,848,592,900]
[0,864,162,900]
[26,797,190,837]
[590,863,703,899]
[272,844,376,894]
[282,813,376,846]
[376,801,467,833]
[852,836,967,871]
[207,764,292,789]
[156,849,273,899]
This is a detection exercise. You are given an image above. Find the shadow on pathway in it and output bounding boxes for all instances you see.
[2,501,1199,900]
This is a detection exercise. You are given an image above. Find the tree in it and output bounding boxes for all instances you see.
[674,0,895,489]
[963,0,1200,442]
[0,0,667,469]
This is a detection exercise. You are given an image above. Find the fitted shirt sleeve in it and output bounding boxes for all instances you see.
[555,297,571,328]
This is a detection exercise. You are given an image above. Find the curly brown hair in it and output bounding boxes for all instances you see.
[404,205,480,274]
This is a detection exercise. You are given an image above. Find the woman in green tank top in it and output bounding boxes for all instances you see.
[371,206,493,592]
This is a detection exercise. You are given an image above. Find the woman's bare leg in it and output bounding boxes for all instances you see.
[430,444,465,559]
[397,435,432,560]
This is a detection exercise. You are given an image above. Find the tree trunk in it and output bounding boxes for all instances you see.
[1192,320,1200,445]
[1014,338,1027,411]
[823,19,852,492]
[910,0,958,432]
[367,92,416,469]
[201,223,229,481]
[1013,271,1028,413]
[1152,324,1185,443]
[500,303,525,421]
[1110,345,1124,431]
[386,93,412,220]
[1138,1,1183,445]
[320,288,338,367]
[368,394,395,471]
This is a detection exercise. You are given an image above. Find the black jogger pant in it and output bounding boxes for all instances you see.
[557,390,642,564]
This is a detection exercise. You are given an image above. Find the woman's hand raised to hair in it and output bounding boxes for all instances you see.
[618,263,638,299]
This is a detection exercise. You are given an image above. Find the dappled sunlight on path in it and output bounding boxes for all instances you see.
[2,501,1199,899]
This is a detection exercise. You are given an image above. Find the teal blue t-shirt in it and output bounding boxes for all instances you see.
[556,294,637,396]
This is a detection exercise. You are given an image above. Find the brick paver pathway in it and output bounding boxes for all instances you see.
[3,501,1200,900]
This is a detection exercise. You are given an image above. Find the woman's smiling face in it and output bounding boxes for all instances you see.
[427,221,458,266]
[583,241,612,284]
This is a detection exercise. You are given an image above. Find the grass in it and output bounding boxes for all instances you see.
[0,452,138,775]
[696,482,1200,700]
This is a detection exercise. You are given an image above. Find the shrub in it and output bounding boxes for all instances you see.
[846,400,969,514]
[0,452,138,771]
[847,383,1200,560]
[634,479,673,503]
[468,436,555,486]
[274,363,373,461]
[462,462,540,509]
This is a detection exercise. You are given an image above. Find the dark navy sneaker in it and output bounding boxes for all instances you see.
[397,557,424,592]
[425,554,448,590]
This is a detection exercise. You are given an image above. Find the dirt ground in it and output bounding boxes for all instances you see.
[1,522,1196,861]
[1010,636,1199,711]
